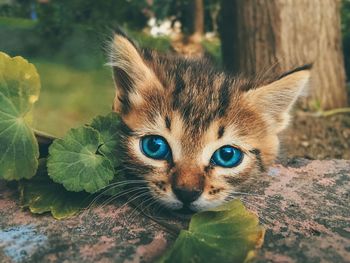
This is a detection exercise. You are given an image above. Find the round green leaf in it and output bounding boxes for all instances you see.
[47,126,115,193]
[0,52,40,180]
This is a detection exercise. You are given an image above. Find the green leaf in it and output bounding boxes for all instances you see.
[47,126,115,193]
[19,159,92,219]
[90,113,126,196]
[158,200,265,263]
[0,52,40,180]
[90,112,121,167]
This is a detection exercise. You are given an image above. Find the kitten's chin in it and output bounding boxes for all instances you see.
[169,205,197,219]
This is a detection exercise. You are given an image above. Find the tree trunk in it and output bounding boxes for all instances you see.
[191,0,204,42]
[220,0,348,110]
[172,0,204,57]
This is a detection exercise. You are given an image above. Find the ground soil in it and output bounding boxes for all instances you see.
[281,112,350,160]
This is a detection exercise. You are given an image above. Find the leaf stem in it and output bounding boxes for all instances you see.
[296,107,350,117]
[318,107,350,117]
[34,129,57,158]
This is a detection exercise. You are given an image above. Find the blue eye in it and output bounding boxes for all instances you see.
[140,135,170,160]
[211,145,243,168]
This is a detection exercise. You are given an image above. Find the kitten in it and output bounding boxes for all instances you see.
[109,32,311,212]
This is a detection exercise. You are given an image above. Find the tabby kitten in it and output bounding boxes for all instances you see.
[109,32,310,212]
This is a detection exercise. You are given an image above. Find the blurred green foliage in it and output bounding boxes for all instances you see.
[0,0,32,18]
[1,0,148,50]
[35,0,148,47]
[0,17,172,136]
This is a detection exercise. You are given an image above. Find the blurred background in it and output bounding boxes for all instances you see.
[0,0,349,160]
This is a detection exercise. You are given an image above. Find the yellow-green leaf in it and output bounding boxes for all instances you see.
[158,200,265,263]
[0,52,40,180]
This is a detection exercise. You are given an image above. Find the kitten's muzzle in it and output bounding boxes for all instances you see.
[171,167,204,205]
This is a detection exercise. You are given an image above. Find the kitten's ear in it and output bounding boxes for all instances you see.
[244,65,311,133]
[109,31,159,113]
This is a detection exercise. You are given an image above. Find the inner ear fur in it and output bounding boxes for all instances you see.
[109,33,161,113]
[244,65,311,133]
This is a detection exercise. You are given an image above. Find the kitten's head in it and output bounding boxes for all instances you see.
[109,33,310,212]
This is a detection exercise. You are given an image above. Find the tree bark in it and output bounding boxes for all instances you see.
[220,0,348,110]
[191,0,205,42]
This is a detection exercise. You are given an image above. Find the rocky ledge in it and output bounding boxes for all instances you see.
[0,159,349,263]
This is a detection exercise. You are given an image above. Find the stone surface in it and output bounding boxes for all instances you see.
[246,159,350,263]
[0,159,349,263]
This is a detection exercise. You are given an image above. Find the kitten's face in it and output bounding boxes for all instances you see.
[110,33,310,212]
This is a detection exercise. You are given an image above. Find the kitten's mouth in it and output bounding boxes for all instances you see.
[169,204,196,219]
[177,206,195,214]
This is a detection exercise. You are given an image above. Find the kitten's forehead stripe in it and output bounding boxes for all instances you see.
[168,67,227,134]
[165,115,171,130]
[172,71,186,110]
[217,126,225,139]
[218,77,232,117]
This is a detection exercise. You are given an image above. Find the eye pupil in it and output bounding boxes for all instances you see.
[220,148,233,161]
[148,138,161,152]
[141,135,170,160]
[211,145,243,168]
